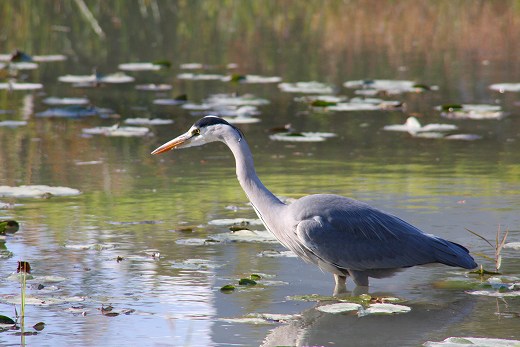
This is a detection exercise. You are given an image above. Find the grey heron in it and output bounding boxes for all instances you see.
[152,116,477,294]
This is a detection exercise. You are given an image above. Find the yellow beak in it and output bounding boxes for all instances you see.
[151,133,191,155]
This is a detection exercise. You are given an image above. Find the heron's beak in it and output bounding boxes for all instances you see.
[151,132,191,155]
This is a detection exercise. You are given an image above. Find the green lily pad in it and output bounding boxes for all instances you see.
[424,336,520,346]
[238,278,257,286]
[220,285,236,293]
[250,274,262,280]
[0,315,15,324]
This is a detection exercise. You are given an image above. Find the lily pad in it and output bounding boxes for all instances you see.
[42,97,90,106]
[489,83,520,93]
[504,242,520,250]
[269,132,337,142]
[359,303,411,316]
[82,125,150,137]
[0,82,43,90]
[444,134,482,141]
[124,118,173,125]
[383,117,457,134]
[0,294,85,306]
[258,250,297,258]
[170,258,222,270]
[32,54,67,62]
[35,106,102,118]
[437,104,505,120]
[153,95,188,106]
[208,218,263,226]
[221,75,282,84]
[0,315,15,324]
[205,93,270,106]
[177,73,227,80]
[0,120,27,127]
[58,72,135,84]
[278,81,335,94]
[424,337,520,347]
[135,84,172,91]
[210,229,278,243]
[222,116,261,124]
[118,62,164,71]
[238,278,257,286]
[328,98,403,111]
[316,302,363,313]
[219,313,300,325]
[220,285,236,293]
[344,79,435,95]
[0,185,81,198]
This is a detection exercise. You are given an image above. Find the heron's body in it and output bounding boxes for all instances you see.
[152,116,477,294]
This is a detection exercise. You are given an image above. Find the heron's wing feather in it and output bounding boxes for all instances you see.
[294,207,442,271]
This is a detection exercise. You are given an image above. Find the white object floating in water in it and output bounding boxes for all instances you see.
[358,303,411,316]
[503,242,520,250]
[344,79,435,95]
[222,116,261,124]
[466,290,520,297]
[0,185,81,198]
[0,120,27,127]
[489,83,520,93]
[423,336,520,347]
[153,98,187,106]
[210,229,278,243]
[383,117,457,134]
[316,302,363,314]
[208,218,263,226]
[42,97,90,105]
[58,72,135,84]
[213,105,261,117]
[444,134,482,141]
[135,84,172,91]
[205,93,270,106]
[258,250,297,258]
[177,73,227,80]
[8,62,39,70]
[118,62,163,71]
[221,75,282,84]
[0,82,43,90]
[278,81,335,94]
[0,294,85,306]
[124,118,174,125]
[82,125,150,137]
[328,97,402,111]
[32,54,67,62]
[269,132,336,142]
[437,104,505,120]
[294,94,348,104]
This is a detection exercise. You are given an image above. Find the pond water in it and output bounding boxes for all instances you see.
[1,2,520,346]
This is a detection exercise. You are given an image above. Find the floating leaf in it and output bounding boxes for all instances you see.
[118,62,163,71]
[358,303,411,316]
[238,278,257,286]
[0,315,15,324]
[278,81,335,94]
[33,322,45,331]
[82,125,150,137]
[344,79,435,95]
[124,118,173,125]
[269,132,336,142]
[316,302,362,313]
[0,220,19,234]
[42,97,90,105]
[250,274,262,280]
[310,99,337,107]
[210,229,278,243]
[135,84,172,91]
[0,185,81,198]
[383,117,457,134]
[0,82,43,90]
[489,83,520,93]
[424,336,520,346]
[437,104,505,120]
[220,285,235,293]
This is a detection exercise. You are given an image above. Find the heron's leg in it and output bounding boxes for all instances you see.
[333,274,347,296]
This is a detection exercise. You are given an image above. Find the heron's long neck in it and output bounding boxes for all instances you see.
[225,136,285,222]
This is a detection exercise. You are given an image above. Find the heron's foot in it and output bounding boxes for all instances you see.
[333,274,347,296]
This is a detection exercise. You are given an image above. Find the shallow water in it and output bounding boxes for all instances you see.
[1,2,520,346]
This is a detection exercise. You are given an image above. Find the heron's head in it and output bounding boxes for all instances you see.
[151,116,242,155]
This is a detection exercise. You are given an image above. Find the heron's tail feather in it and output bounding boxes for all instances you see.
[433,239,477,269]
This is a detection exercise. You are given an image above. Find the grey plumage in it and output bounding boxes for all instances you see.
[152,116,477,294]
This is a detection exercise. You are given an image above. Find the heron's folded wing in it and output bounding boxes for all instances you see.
[294,208,439,271]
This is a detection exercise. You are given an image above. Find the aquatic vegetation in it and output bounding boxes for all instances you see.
[0,185,81,198]
[278,81,335,94]
[42,97,90,105]
[35,106,105,118]
[466,226,509,273]
[153,94,188,105]
[327,97,403,111]
[124,118,174,125]
[135,84,172,91]
[489,83,520,93]
[424,337,520,346]
[82,125,150,137]
[205,93,270,106]
[437,104,505,120]
[210,229,278,243]
[58,72,135,85]
[344,79,437,95]
[0,120,27,127]
[0,82,43,90]
[221,74,282,83]
[118,62,165,71]
[269,131,337,142]
[208,218,263,226]
[383,117,457,134]
[222,116,262,124]
[177,73,227,80]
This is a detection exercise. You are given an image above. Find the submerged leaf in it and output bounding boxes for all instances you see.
[220,285,236,293]
[238,278,257,286]
[0,315,15,324]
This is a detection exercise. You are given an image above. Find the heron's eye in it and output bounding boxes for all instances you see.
[191,128,200,136]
